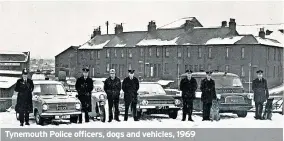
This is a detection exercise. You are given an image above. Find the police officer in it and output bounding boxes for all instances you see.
[252,70,269,120]
[122,70,139,121]
[104,69,122,122]
[15,68,34,126]
[200,71,217,121]
[180,70,197,121]
[75,67,94,123]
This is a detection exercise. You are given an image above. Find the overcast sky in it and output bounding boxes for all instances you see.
[0,1,283,59]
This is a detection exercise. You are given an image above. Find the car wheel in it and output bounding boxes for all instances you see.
[70,115,78,123]
[35,111,44,125]
[99,106,106,122]
[236,111,247,117]
[16,112,19,121]
[169,111,178,119]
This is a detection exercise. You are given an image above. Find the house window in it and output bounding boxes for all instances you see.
[140,48,143,57]
[199,64,203,71]
[226,47,229,58]
[129,49,132,58]
[225,65,229,72]
[267,48,270,60]
[178,48,182,58]
[106,49,110,58]
[278,50,281,61]
[114,49,117,57]
[96,63,100,74]
[90,51,94,60]
[92,67,95,77]
[146,64,150,77]
[185,65,188,71]
[164,63,168,73]
[106,64,110,72]
[198,47,202,58]
[149,48,152,57]
[97,50,100,59]
[241,47,245,59]
[194,65,198,71]
[128,63,132,70]
[139,63,143,73]
[177,64,180,75]
[189,65,192,71]
[121,49,124,58]
[165,48,170,57]
[208,47,212,58]
[274,48,276,61]
[208,64,211,71]
[187,48,190,58]
[156,48,160,57]
[241,65,245,77]
[273,66,276,78]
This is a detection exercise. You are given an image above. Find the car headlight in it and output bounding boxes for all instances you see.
[217,94,221,99]
[175,99,181,105]
[99,94,105,100]
[140,100,148,106]
[247,93,254,99]
[42,104,48,111]
[75,103,81,110]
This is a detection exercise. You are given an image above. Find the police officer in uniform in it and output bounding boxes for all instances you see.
[180,70,197,121]
[75,67,94,123]
[200,71,217,121]
[122,70,140,121]
[15,68,34,126]
[252,70,269,120]
[104,69,122,122]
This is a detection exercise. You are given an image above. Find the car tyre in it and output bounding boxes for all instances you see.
[35,111,44,125]
[169,111,178,119]
[70,115,78,123]
[236,111,247,117]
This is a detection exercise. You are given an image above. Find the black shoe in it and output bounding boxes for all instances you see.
[188,118,194,122]
[20,123,24,126]
[85,120,89,123]
[134,119,139,121]
[115,119,121,122]
[108,119,112,122]
[124,119,127,121]
[25,122,30,125]
[78,121,82,124]
[181,119,186,121]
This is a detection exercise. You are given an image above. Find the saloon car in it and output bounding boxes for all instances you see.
[119,82,181,119]
[12,80,82,125]
[181,72,253,117]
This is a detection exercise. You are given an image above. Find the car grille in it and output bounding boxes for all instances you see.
[147,100,174,105]
[48,103,76,111]
[225,96,245,104]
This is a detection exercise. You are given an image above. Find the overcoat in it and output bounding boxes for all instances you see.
[75,76,94,112]
[122,77,139,103]
[180,77,198,101]
[200,78,217,103]
[252,78,269,103]
[104,77,122,99]
[15,78,34,113]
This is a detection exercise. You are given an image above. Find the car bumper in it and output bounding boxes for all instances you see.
[219,104,253,111]
[41,111,81,117]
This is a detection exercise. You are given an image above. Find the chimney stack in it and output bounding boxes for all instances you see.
[184,20,194,31]
[115,23,123,34]
[229,18,236,31]
[91,26,101,39]
[105,21,109,35]
[259,28,265,38]
[221,21,227,27]
[148,21,157,32]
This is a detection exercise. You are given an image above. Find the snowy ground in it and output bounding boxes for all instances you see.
[0,111,283,128]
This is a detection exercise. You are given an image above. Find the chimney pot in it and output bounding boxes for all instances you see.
[184,20,194,31]
[148,20,157,32]
[221,21,227,27]
[259,28,265,38]
[229,18,236,33]
[115,24,123,34]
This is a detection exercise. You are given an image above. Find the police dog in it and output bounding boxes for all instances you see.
[262,98,274,120]
[210,100,220,121]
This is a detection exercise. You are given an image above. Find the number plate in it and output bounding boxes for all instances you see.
[55,115,70,119]
[57,105,67,110]
[156,106,169,109]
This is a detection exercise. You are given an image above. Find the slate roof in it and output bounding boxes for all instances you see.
[0,51,29,62]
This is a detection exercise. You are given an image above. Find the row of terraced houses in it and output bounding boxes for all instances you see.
[55,17,284,91]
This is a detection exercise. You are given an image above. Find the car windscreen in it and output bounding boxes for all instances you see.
[193,76,243,90]
[93,80,104,86]
[138,84,166,95]
[33,84,67,95]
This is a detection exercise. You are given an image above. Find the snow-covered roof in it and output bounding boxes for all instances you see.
[80,40,110,49]
[255,37,283,47]
[33,80,62,85]
[158,17,202,29]
[206,36,244,45]
[269,84,284,94]
[0,70,22,75]
[0,76,18,89]
[137,37,179,46]
[157,80,175,86]
[32,74,46,80]
[0,51,29,62]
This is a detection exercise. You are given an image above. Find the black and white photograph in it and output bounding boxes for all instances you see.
[0,0,283,140]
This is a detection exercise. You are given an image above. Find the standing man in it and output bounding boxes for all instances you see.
[180,70,197,121]
[122,70,140,121]
[252,70,269,120]
[15,68,34,126]
[104,69,122,122]
[75,67,94,123]
[200,71,217,121]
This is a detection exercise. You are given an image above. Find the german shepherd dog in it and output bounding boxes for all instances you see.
[210,100,220,121]
[262,98,274,120]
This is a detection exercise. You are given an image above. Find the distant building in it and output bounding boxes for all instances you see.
[0,51,30,77]
[56,17,284,91]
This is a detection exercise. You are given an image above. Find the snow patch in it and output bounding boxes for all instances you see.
[256,37,283,47]
[114,44,126,47]
[0,76,18,88]
[137,37,179,46]
[205,36,244,45]
[157,80,174,86]
[0,70,22,75]
[0,51,26,55]
[80,40,110,49]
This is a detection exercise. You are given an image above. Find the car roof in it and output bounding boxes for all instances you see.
[33,80,62,85]
[190,72,239,77]
[140,82,161,84]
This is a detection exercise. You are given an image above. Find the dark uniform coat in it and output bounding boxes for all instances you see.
[200,78,217,103]
[104,77,122,99]
[75,76,94,112]
[252,78,269,103]
[180,77,198,101]
[122,77,139,103]
[15,78,34,113]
